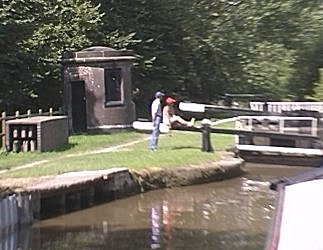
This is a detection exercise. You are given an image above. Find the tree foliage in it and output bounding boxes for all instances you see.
[1,0,323,114]
[94,0,323,106]
[310,68,323,101]
[0,0,100,111]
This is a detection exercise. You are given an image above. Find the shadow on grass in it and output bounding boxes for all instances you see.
[172,146,201,150]
[52,143,78,152]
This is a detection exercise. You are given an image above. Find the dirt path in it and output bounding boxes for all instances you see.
[0,137,151,175]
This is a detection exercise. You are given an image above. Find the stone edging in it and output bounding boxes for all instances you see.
[130,157,245,191]
[0,156,244,232]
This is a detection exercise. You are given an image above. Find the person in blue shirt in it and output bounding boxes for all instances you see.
[149,91,164,151]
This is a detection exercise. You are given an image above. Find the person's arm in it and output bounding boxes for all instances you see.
[151,99,158,121]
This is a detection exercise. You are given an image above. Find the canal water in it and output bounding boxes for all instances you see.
[7,164,310,250]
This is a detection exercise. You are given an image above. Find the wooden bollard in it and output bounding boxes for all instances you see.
[201,119,214,152]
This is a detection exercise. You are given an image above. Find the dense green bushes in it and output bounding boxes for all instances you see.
[1,0,323,114]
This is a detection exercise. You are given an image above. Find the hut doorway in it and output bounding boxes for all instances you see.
[71,80,87,132]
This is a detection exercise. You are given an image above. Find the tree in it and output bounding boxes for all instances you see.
[1,0,323,114]
[0,0,104,111]
[0,0,36,110]
[310,68,323,101]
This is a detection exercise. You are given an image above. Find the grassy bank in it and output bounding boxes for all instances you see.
[0,125,235,179]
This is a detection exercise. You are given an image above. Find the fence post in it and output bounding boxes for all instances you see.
[201,119,214,152]
[1,112,5,151]
[15,111,19,118]
[49,108,53,116]
[27,109,31,118]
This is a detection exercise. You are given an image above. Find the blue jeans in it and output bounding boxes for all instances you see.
[150,116,162,150]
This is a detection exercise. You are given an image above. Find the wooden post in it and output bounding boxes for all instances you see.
[263,102,268,113]
[201,119,214,152]
[1,112,5,151]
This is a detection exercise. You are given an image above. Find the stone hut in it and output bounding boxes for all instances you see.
[62,46,136,132]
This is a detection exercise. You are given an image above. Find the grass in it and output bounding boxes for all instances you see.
[0,132,144,170]
[0,122,235,179]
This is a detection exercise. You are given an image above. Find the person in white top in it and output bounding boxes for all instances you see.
[149,91,164,151]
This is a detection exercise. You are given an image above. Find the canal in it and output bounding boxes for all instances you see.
[5,163,310,250]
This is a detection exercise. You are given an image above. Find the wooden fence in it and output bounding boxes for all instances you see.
[0,108,64,151]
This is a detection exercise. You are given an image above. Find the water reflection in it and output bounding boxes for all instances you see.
[1,164,309,250]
